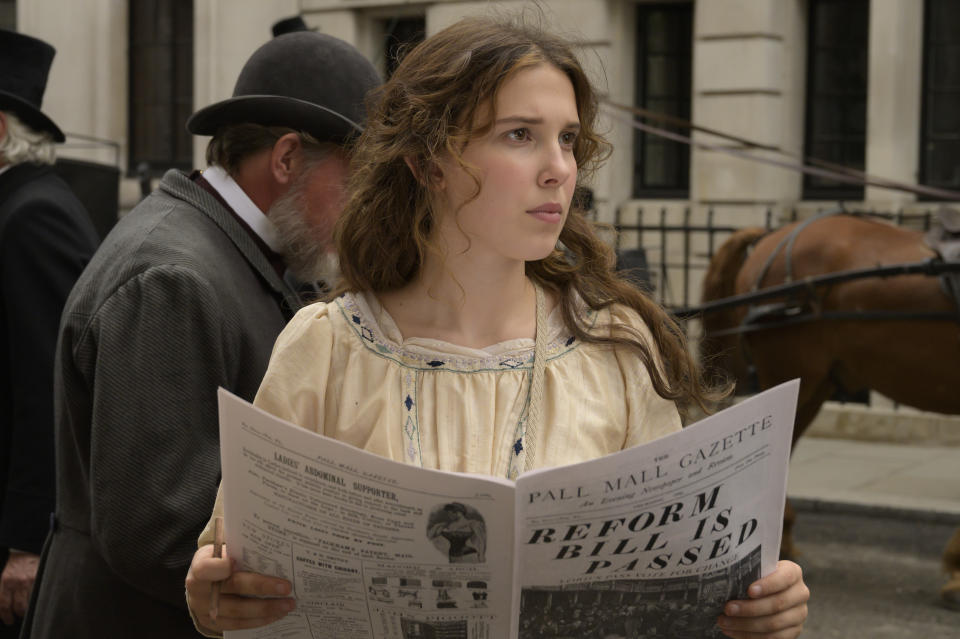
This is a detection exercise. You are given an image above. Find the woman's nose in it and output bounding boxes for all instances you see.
[538,145,573,187]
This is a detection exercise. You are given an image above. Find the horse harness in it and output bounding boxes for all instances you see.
[690,209,960,396]
[925,207,960,317]
[731,209,960,336]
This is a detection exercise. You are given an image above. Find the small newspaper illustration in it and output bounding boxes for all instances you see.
[217,379,799,639]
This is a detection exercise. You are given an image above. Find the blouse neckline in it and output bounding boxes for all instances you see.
[333,291,594,373]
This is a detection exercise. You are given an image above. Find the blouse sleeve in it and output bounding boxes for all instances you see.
[608,304,682,449]
[252,301,337,432]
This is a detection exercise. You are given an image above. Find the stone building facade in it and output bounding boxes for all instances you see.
[4,0,954,220]
[4,0,957,429]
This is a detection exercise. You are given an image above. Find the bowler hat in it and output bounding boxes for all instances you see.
[187,31,380,145]
[0,29,65,142]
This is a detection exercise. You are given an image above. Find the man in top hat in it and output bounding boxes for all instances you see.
[21,31,380,638]
[271,14,312,38]
[0,29,99,637]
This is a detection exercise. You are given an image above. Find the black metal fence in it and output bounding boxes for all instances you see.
[612,204,940,312]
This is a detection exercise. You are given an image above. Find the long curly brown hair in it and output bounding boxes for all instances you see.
[334,17,727,414]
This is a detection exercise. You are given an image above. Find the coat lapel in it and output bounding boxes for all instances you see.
[156,169,303,318]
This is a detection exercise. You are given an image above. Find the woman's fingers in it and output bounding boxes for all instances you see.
[715,560,809,639]
[187,543,233,586]
[186,543,296,632]
[746,561,804,601]
[725,561,809,618]
[214,592,296,621]
[207,612,290,632]
[220,570,293,598]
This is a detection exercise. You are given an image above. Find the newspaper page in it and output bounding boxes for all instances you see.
[217,389,518,639]
[217,380,798,639]
[511,380,799,639]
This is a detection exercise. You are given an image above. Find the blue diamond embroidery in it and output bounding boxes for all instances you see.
[427,360,445,368]
[352,314,361,325]
[360,326,375,342]
[500,358,523,369]
[513,438,524,456]
[565,335,576,346]
[404,395,414,411]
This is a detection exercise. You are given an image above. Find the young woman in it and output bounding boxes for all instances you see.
[185,17,809,638]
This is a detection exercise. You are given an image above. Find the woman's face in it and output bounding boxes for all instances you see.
[432,63,580,265]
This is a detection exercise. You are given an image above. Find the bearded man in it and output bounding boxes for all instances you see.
[22,32,380,638]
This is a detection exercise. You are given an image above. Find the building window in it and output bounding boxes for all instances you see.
[632,3,692,199]
[0,0,14,30]
[803,0,869,200]
[128,0,193,176]
[383,17,425,79]
[920,0,960,193]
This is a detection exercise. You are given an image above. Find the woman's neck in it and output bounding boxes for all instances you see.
[377,253,539,349]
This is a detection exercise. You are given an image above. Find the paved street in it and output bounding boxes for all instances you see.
[790,503,959,639]
[786,436,960,638]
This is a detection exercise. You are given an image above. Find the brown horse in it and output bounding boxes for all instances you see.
[699,214,960,607]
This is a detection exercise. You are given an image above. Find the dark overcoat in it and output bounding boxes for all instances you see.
[22,169,303,638]
[0,163,97,638]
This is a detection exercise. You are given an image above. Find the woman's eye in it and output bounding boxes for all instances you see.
[560,131,578,147]
[507,128,529,142]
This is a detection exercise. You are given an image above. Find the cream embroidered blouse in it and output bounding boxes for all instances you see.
[198,291,680,548]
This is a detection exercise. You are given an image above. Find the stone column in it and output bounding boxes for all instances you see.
[17,0,127,169]
[864,0,924,206]
[690,0,807,225]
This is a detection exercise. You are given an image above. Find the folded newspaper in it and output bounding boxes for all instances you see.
[217,380,799,639]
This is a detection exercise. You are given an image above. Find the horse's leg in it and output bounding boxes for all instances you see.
[782,499,797,560]
[761,368,836,561]
[941,527,960,609]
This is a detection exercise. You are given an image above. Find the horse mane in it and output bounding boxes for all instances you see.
[699,227,769,389]
[702,227,768,303]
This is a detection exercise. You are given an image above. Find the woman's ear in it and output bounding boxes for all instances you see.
[402,156,422,184]
[404,156,444,189]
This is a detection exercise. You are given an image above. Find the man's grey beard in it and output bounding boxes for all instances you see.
[269,182,340,286]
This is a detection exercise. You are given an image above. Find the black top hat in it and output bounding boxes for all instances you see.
[0,29,65,142]
[187,31,381,145]
[272,16,312,38]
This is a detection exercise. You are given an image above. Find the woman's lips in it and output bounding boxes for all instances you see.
[527,203,563,223]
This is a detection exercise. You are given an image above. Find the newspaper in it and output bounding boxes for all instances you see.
[217,379,799,639]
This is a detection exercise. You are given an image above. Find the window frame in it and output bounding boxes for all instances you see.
[801,0,870,201]
[918,0,960,195]
[0,0,15,31]
[127,0,194,177]
[382,16,425,79]
[631,2,693,200]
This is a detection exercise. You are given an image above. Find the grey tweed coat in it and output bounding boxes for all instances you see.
[22,170,304,638]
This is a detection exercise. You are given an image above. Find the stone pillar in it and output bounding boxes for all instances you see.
[864,0,923,206]
[16,0,127,168]
[690,0,806,225]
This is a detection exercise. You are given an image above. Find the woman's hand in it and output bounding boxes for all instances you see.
[716,560,809,638]
[185,544,297,634]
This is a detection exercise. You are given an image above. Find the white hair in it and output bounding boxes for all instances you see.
[269,161,341,284]
[0,110,57,166]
